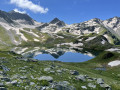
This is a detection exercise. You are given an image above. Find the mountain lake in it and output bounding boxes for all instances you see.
[34,52,94,62]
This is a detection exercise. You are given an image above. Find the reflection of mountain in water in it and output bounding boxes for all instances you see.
[11,46,98,59]
[50,51,65,59]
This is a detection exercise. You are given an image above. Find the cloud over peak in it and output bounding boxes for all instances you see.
[13,8,26,14]
[10,0,49,13]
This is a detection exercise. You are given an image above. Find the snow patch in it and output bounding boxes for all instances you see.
[22,30,39,37]
[108,60,120,67]
[17,47,28,54]
[106,48,120,52]
[85,36,96,41]
[34,39,39,42]
[59,42,83,47]
[14,9,26,14]
[16,29,28,41]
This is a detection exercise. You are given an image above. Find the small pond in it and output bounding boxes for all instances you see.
[34,52,94,62]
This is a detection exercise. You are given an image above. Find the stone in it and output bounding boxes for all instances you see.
[0,87,7,90]
[50,65,56,69]
[11,74,20,79]
[30,82,35,86]
[75,75,86,81]
[87,77,94,81]
[30,76,34,79]
[0,71,3,74]
[38,76,53,82]
[27,58,38,62]
[70,70,79,75]
[100,83,111,90]
[50,81,75,90]
[20,70,27,73]
[84,75,89,78]
[0,83,4,87]
[56,70,62,73]
[0,57,6,60]
[49,71,55,73]
[117,74,120,77]
[11,80,18,85]
[81,86,87,89]
[5,82,12,86]
[41,87,46,90]
[53,85,76,90]
[88,83,96,88]
[35,86,42,90]
[62,69,68,71]
[1,77,10,82]
[58,81,70,86]
[0,65,10,72]
[20,76,27,80]
[97,78,104,84]
[44,68,51,72]
[15,56,24,60]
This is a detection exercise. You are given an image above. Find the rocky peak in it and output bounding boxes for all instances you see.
[0,10,14,24]
[50,18,65,27]
[9,10,26,14]
[103,16,120,29]
[50,18,61,24]
[92,18,101,23]
[105,16,120,23]
[8,10,34,25]
[113,16,120,20]
[9,10,19,14]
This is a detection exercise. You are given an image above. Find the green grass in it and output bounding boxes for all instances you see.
[0,26,13,45]
[0,51,119,89]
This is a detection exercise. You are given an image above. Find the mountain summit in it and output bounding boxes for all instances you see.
[50,18,65,27]
[50,18,61,24]
[8,10,34,25]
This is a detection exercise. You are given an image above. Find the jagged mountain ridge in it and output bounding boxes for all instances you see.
[0,9,120,50]
[8,10,34,25]
[0,10,35,25]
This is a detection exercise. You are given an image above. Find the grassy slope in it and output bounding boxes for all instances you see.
[0,27,120,89]
[0,26,15,50]
[65,51,120,89]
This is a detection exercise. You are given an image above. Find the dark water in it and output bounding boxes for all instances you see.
[95,67,106,71]
[34,52,94,62]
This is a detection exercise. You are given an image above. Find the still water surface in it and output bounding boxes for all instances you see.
[34,52,94,62]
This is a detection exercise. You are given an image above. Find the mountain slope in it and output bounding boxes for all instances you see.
[0,9,120,50]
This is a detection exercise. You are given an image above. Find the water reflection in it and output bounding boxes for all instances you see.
[34,52,94,62]
[11,46,99,62]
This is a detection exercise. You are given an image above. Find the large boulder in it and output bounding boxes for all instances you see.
[88,83,96,88]
[53,85,76,90]
[70,70,79,75]
[97,78,104,84]
[75,75,86,81]
[0,83,5,87]
[11,80,18,85]
[100,83,111,90]
[38,76,53,82]
[58,81,70,86]
[81,86,87,89]
[44,68,51,72]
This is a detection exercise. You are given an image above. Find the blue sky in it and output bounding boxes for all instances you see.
[0,0,120,24]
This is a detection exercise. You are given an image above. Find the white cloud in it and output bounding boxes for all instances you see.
[14,8,26,14]
[10,0,48,13]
